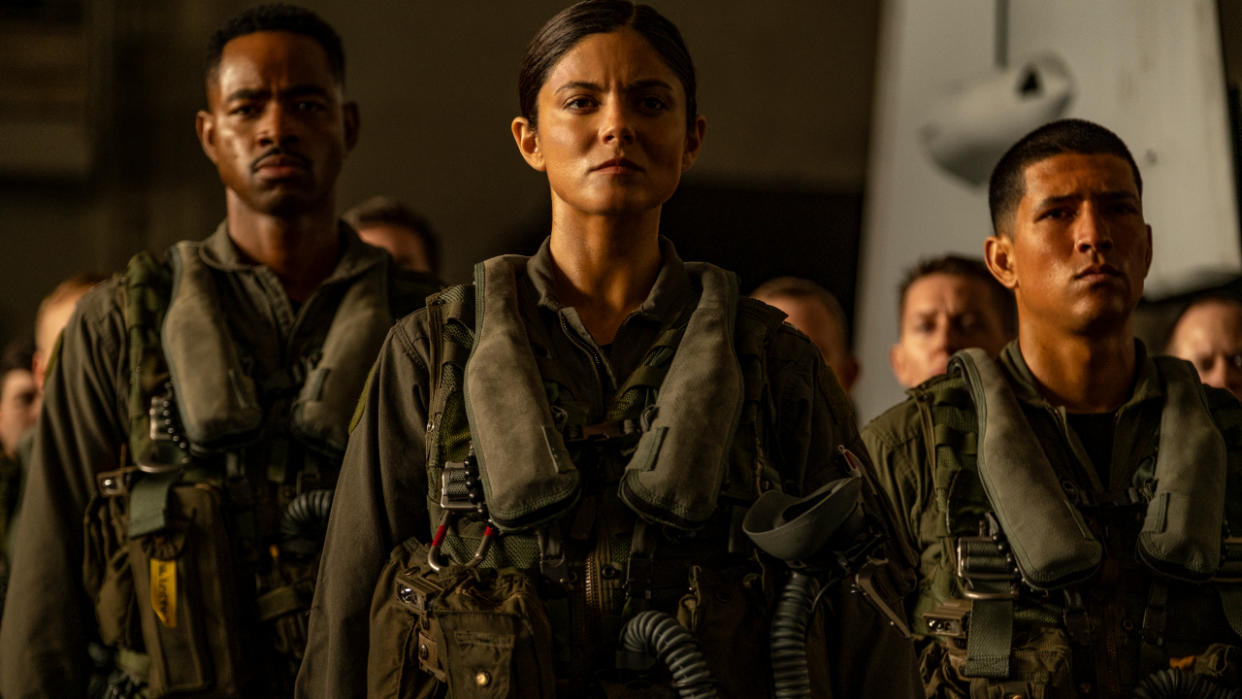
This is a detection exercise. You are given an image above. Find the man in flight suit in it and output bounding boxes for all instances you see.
[0,5,436,696]
[863,119,1242,697]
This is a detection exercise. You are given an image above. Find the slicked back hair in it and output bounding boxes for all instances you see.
[206,4,345,90]
[518,0,697,130]
[897,255,1016,336]
[988,119,1142,237]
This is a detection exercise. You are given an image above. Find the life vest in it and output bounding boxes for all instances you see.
[916,348,1242,695]
[367,257,859,697]
[84,239,431,697]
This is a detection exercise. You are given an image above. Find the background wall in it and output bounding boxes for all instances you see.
[0,1,880,351]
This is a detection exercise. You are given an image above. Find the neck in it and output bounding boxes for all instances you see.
[225,192,340,302]
[1018,318,1137,413]
[547,205,663,345]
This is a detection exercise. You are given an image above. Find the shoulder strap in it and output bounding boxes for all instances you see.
[121,250,184,468]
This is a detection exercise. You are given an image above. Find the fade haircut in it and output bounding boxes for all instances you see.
[343,195,442,276]
[751,277,852,349]
[988,119,1142,237]
[898,255,1016,336]
[206,4,345,89]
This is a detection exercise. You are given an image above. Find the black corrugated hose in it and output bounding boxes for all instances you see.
[1132,668,1241,699]
[770,571,819,699]
[618,609,719,699]
[280,488,333,557]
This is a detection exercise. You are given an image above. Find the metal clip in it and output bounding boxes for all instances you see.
[426,510,496,571]
[923,598,971,639]
[96,467,139,497]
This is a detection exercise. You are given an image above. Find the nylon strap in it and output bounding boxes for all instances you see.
[965,598,1013,678]
[127,470,181,538]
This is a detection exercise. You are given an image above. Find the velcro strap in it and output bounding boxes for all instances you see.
[964,598,1013,678]
[127,470,181,538]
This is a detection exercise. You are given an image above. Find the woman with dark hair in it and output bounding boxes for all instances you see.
[299,2,916,696]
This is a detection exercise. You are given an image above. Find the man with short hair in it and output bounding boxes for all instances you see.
[344,194,442,276]
[752,276,860,393]
[0,5,436,696]
[1166,293,1242,401]
[890,255,1014,388]
[863,119,1242,696]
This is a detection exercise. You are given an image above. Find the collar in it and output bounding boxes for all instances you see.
[524,236,696,323]
[999,338,1163,410]
[198,220,386,285]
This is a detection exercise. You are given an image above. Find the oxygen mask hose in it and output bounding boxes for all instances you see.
[770,571,819,699]
[617,609,718,699]
[1132,668,1240,699]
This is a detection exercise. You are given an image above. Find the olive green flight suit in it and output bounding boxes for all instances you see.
[862,341,1242,697]
[0,224,438,697]
[297,237,921,698]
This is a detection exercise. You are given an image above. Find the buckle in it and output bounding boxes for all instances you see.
[396,565,446,616]
[96,467,139,497]
[923,598,971,639]
[956,515,1019,600]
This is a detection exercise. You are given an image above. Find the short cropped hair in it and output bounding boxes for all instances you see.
[988,119,1142,236]
[751,277,851,348]
[0,338,34,379]
[1164,291,1242,353]
[206,4,345,88]
[898,255,1016,336]
[343,196,441,276]
[35,273,106,353]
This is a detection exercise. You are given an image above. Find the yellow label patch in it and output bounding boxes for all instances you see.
[150,558,177,628]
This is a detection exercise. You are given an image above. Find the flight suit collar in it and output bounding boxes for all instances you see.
[523,236,695,323]
[198,220,387,285]
[998,338,1163,411]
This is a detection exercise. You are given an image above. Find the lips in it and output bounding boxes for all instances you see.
[252,150,310,176]
[1074,263,1122,281]
[591,157,644,174]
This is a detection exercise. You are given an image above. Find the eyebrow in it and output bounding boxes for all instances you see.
[553,78,675,94]
[224,84,331,103]
[1034,190,1138,210]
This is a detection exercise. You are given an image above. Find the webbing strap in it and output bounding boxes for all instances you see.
[965,598,1013,678]
[1220,587,1242,639]
[127,470,180,538]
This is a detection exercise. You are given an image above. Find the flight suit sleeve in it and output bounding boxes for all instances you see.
[297,314,434,698]
[0,281,129,698]
[861,399,932,571]
[765,327,922,699]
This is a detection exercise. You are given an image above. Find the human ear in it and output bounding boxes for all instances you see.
[343,102,360,151]
[682,115,707,172]
[196,109,218,164]
[511,116,545,172]
[984,234,1018,290]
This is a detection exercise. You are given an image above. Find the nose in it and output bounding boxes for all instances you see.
[1075,204,1113,255]
[257,103,299,148]
[599,98,635,145]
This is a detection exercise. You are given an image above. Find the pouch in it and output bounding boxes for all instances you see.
[369,536,555,698]
[129,483,243,697]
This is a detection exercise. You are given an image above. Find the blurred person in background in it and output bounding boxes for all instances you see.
[1165,292,1242,401]
[32,273,107,393]
[889,254,1014,388]
[752,275,860,393]
[343,194,442,277]
[0,339,36,608]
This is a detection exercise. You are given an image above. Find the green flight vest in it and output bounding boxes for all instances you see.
[82,241,432,697]
[914,348,1242,697]
[368,258,855,698]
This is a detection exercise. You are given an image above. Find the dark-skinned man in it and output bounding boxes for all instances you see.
[0,5,437,696]
[863,119,1242,697]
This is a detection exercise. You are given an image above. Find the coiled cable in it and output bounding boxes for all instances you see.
[770,571,820,699]
[618,609,718,699]
[1132,668,1240,699]
[280,489,333,557]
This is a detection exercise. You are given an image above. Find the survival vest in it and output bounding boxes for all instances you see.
[83,237,434,697]
[915,347,1242,697]
[368,257,869,697]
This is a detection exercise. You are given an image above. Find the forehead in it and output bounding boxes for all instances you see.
[1019,152,1139,204]
[1174,301,1242,344]
[543,28,683,95]
[209,30,336,103]
[904,273,995,312]
[0,369,34,400]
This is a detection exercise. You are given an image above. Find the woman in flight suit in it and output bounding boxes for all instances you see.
[298,2,917,696]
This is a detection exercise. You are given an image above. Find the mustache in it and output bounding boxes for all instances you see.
[250,147,310,172]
